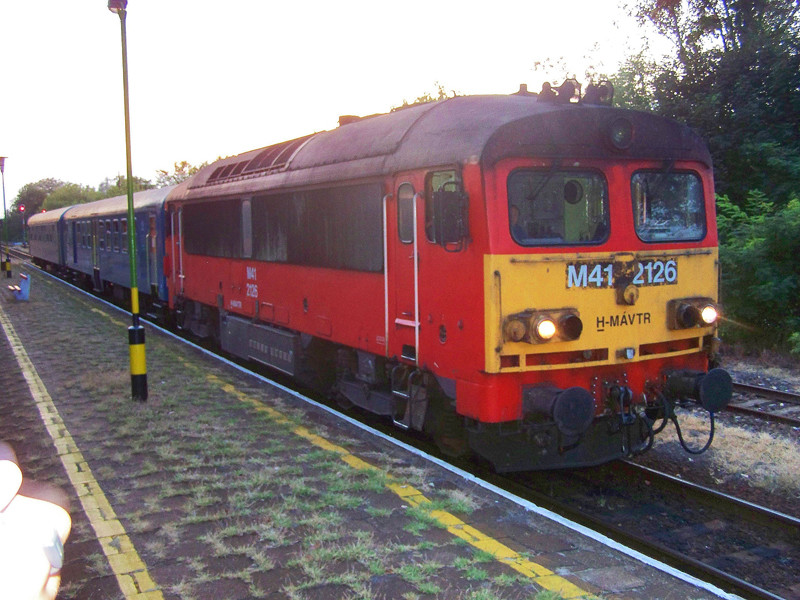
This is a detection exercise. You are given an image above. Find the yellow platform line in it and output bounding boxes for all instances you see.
[0,302,164,600]
[201,370,591,598]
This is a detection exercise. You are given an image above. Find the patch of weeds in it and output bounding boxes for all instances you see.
[365,506,392,518]
[403,504,445,536]
[197,530,230,557]
[367,558,386,575]
[288,478,316,497]
[493,572,523,587]
[398,561,443,585]
[168,579,197,599]
[305,526,343,546]
[296,448,341,464]
[465,589,503,600]
[159,522,181,543]
[144,538,167,560]
[230,487,274,510]
[244,546,275,571]
[86,552,111,576]
[534,591,567,600]
[320,491,362,510]
[472,549,495,563]
[247,583,268,599]
[431,489,478,514]
[273,464,303,478]
[464,565,489,581]
[418,581,442,595]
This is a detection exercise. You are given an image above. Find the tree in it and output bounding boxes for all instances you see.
[155,160,206,187]
[13,178,64,214]
[97,175,155,199]
[392,82,458,111]
[44,183,99,210]
[630,0,800,205]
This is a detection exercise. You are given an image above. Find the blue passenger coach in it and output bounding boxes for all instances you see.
[28,187,173,310]
[28,206,71,267]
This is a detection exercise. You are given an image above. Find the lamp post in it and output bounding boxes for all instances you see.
[0,157,10,278]
[108,0,147,401]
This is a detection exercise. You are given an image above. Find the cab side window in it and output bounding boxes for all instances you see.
[425,170,459,243]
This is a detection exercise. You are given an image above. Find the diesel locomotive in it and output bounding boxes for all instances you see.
[28,82,732,471]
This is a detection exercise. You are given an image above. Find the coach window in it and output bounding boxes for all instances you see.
[106,220,112,250]
[425,170,459,243]
[398,183,415,244]
[98,221,106,251]
[112,220,119,252]
[121,219,128,253]
[631,171,706,242]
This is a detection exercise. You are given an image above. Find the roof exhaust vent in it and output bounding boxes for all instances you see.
[338,115,361,127]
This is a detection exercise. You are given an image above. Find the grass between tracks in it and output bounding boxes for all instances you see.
[644,408,800,502]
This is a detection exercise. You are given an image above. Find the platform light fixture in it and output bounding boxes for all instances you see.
[108,0,147,401]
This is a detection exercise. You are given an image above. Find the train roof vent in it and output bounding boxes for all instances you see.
[207,160,248,184]
[243,134,315,175]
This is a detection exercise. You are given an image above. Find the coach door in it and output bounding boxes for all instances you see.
[91,219,102,291]
[389,182,420,364]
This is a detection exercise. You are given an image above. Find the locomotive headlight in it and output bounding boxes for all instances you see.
[700,304,719,325]
[678,303,701,328]
[559,313,583,341]
[668,297,718,330]
[534,317,557,341]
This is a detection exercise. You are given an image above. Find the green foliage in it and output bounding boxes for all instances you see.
[13,178,64,214]
[44,183,99,210]
[156,160,207,188]
[717,192,800,349]
[97,175,155,199]
[630,0,800,206]
[393,82,457,111]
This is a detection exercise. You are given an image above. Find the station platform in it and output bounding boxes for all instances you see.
[0,265,737,600]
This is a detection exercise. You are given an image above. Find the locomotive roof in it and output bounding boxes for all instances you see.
[170,94,712,201]
[61,186,176,220]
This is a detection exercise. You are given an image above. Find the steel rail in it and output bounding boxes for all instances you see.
[484,461,798,600]
[732,381,800,405]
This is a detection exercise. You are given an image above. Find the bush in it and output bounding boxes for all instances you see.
[717,192,800,352]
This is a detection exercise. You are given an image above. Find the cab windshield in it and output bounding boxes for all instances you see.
[507,169,609,245]
[631,171,706,242]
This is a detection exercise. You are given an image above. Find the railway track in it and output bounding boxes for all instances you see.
[489,461,800,600]
[729,381,800,427]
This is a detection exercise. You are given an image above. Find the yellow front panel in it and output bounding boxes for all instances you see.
[484,249,718,373]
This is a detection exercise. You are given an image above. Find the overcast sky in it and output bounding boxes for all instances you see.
[0,1,660,203]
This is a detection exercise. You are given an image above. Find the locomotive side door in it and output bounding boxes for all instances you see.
[170,206,185,297]
[388,182,420,364]
[146,214,158,293]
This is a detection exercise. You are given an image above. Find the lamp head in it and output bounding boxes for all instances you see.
[108,0,127,14]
